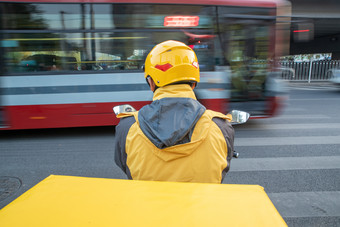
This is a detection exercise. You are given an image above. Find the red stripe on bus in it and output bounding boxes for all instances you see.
[2,99,228,130]
[3,102,149,130]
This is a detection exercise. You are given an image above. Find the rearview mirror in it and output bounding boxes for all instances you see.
[228,110,250,125]
[113,104,136,116]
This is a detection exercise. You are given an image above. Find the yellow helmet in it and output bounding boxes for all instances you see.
[144,40,200,87]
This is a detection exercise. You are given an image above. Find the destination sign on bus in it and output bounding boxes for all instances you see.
[164,16,199,27]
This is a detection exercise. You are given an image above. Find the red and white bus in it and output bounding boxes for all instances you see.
[0,0,291,130]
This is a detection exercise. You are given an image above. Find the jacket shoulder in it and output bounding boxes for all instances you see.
[117,111,138,120]
[204,110,231,121]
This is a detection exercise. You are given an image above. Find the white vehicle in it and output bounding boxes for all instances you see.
[327,69,340,87]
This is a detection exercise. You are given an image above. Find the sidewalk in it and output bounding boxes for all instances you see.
[288,80,334,86]
[287,80,338,90]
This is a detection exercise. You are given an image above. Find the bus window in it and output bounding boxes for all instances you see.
[1,3,216,74]
[1,3,83,30]
[3,30,217,73]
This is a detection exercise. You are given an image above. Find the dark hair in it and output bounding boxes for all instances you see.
[146,76,197,92]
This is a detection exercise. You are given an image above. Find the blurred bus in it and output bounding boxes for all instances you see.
[0,0,291,130]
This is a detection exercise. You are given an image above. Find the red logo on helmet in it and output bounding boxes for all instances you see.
[192,61,199,69]
[155,63,173,72]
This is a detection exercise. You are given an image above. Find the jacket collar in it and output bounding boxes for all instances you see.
[153,84,197,101]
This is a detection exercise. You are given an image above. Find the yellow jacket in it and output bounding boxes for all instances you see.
[115,84,234,183]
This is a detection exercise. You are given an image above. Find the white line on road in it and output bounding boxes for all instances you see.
[235,135,340,146]
[268,191,340,218]
[273,114,331,119]
[237,122,340,130]
[290,98,340,101]
[230,156,340,172]
[281,107,306,112]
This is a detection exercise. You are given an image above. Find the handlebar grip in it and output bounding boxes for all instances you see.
[233,151,239,158]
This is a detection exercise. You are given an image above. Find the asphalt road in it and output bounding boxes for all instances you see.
[225,83,340,226]
[0,83,339,226]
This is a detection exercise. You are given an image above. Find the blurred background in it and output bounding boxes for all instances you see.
[0,0,340,226]
[0,0,339,130]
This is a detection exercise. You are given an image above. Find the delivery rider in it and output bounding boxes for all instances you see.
[114,40,234,183]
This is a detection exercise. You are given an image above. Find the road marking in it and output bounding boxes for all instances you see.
[290,98,340,101]
[282,107,306,111]
[237,123,340,130]
[273,114,331,119]
[268,191,340,218]
[230,156,340,172]
[289,86,338,91]
[235,135,340,146]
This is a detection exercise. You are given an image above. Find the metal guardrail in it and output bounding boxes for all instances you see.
[279,60,340,82]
